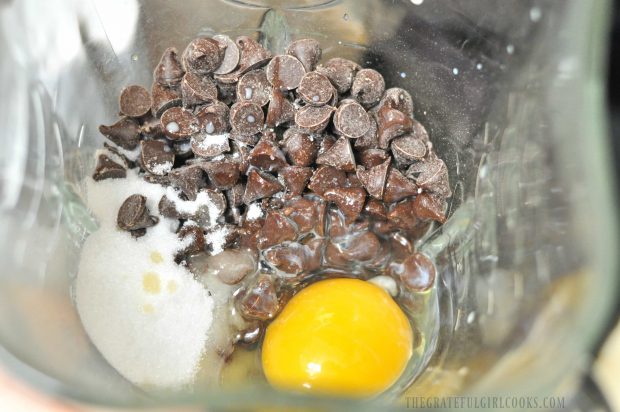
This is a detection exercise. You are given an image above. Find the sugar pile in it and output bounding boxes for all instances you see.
[76,159,216,389]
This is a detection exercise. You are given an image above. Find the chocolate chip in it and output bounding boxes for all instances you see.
[99,117,140,150]
[376,87,414,118]
[265,88,295,127]
[168,165,206,200]
[203,159,240,190]
[264,243,307,275]
[295,105,334,132]
[142,173,170,185]
[257,211,298,249]
[141,140,175,176]
[377,106,413,149]
[182,37,226,75]
[388,232,414,261]
[226,183,245,208]
[298,72,334,106]
[323,187,366,222]
[151,82,182,117]
[282,197,325,234]
[215,36,272,83]
[354,116,379,150]
[357,158,390,200]
[364,198,388,220]
[387,199,418,231]
[119,85,151,118]
[282,128,318,167]
[307,165,347,196]
[392,253,436,292]
[230,131,260,146]
[384,168,418,203]
[230,101,264,135]
[161,107,200,140]
[346,173,363,188]
[248,138,288,171]
[413,192,447,223]
[358,148,389,168]
[139,116,165,139]
[317,133,337,156]
[333,101,370,138]
[238,218,264,251]
[286,38,322,72]
[213,35,240,75]
[117,194,159,231]
[230,140,252,173]
[351,69,385,107]
[316,57,359,94]
[266,55,306,91]
[406,154,451,198]
[244,170,283,204]
[278,166,313,196]
[181,71,218,107]
[411,119,430,142]
[93,154,126,181]
[316,136,356,172]
[178,224,206,256]
[336,231,382,262]
[238,274,280,321]
[237,69,271,106]
[158,195,182,219]
[195,101,230,134]
[153,47,185,87]
[391,133,427,166]
[161,190,226,225]
[191,132,230,158]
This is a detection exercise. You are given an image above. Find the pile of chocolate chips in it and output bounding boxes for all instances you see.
[95,35,450,315]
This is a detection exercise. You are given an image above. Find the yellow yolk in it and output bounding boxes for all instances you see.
[261,278,413,397]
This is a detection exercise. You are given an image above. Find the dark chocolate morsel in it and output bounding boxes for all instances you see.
[357,158,390,200]
[413,192,447,223]
[391,133,427,166]
[181,71,218,107]
[230,101,264,135]
[377,105,414,149]
[153,47,185,87]
[203,159,241,190]
[93,154,126,181]
[168,165,206,200]
[182,37,226,75]
[140,140,175,176]
[243,170,284,204]
[213,34,240,75]
[315,57,360,94]
[351,69,385,107]
[315,136,356,172]
[191,132,230,158]
[160,107,200,140]
[248,138,288,172]
[279,166,313,196]
[117,194,159,231]
[298,72,334,106]
[99,117,140,150]
[358,148,389,169]
[333,101,370,138]
[294,105,334,132]
[237,69,271,107]
[307,165,347,196]
[195,101,230,135]
[391,253,436,292]
[119,85,151,118]
[323,187,366,222]
[283,128,318,167]
[286,38,322,72]
[151,82,182,117]
[238,274,280,321]
[265,55,306,91]
[384,168,419,203]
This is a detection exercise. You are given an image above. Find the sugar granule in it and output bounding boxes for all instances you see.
[76,168,215,389]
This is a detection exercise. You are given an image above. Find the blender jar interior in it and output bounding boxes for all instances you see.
[0,0,617,409]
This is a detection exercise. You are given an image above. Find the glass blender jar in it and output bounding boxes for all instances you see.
[0,0,616,410]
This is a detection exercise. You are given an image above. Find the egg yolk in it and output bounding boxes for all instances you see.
[261,278,413,397]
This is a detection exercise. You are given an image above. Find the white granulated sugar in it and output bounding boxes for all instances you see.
[246,203,264,221]
[164,187,222,227]
[205,226,230,255]
[76,169,215,390]
[108,144,141,162]
[151,161,173,176]
[199,133,229,150]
